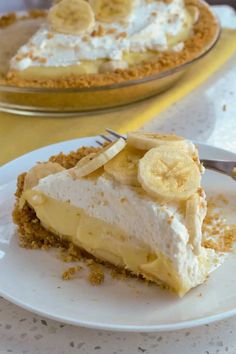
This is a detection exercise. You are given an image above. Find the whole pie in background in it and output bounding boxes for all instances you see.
[0,0,219,88]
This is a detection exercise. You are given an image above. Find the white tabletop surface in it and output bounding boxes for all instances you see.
[1,5,236,354]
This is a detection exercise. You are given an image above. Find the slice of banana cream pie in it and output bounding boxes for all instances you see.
[13,132,224,296]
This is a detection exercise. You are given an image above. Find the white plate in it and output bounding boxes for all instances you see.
[0,137,236,332]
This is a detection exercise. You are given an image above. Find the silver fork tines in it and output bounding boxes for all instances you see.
[96,129,126,146]
[95,140,104,147]
[201,159,236,181]
[105,128,127,140]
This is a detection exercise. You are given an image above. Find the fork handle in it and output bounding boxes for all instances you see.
[201,159,236,180]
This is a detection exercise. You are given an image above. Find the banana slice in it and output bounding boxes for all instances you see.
[185,193,203,255]
[73,138,126,178]
[48,0,95,35]
[89,0,133,23]
[99,60,128,73]
[138,146,200,201]
[24,162,65,191]
[104,146,144,186]
[186,5,200,24]
[127,131,193,153]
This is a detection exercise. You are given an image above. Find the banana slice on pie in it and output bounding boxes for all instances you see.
[89,0,133,23]
[185,193,203,255]
[24,162,65,191]
[48,0,95,35]
[104,146,144,186]
[73,138,126,178]
[186,5,200,24]
[127,131,192,152]
[138,146,200,201]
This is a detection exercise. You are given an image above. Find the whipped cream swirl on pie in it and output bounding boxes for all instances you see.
[10,0,192,71]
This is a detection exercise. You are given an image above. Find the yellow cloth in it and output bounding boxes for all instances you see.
[1,29,236,166]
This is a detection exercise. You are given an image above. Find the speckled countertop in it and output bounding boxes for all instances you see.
[1,5,236,354]
[1,293,236,354]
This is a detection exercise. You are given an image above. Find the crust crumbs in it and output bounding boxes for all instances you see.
[110,267,133,281]
[27,9,47,19]
[202,202,236,252]
[203,227,236,253]
[0,13,17,28]
[60,243,82,263]
[2,0,219,88]
[0,10,46,29]
[87,260,105,285]
[62,266,82,280]
[91,24,106,37]
[49,146,101,169]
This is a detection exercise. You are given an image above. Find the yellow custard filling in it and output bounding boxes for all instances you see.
[23,188,208,296]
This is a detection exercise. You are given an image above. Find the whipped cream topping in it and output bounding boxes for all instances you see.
[11,0,190,71]
[32,170,220,288]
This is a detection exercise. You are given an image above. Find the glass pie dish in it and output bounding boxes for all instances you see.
[0,0,220,116]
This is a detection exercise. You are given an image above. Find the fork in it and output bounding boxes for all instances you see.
[96,129,236,181]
